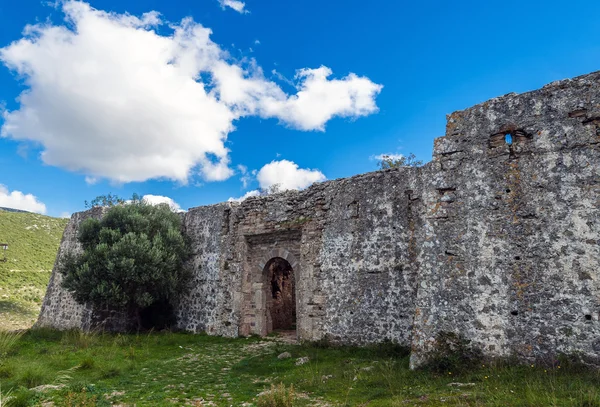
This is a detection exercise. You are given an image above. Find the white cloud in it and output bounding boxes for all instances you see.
[60,211,71,218]
[257,159,325,191]
[0,185,47,214]
[228,189,260,202]
[237,164,252,188]
[0,2,381,185]
[84,176,98,185]
[218,0,249,14]
[140,194,184,212]
[271,69,295,87]
[229,159,325,201]
[210,64,382,131]
[261,67,382,131]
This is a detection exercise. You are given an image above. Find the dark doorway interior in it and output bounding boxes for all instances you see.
[140,298,176,331]
[266,257,296,331]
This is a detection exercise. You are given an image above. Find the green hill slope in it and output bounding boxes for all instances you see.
[0,210,69,329]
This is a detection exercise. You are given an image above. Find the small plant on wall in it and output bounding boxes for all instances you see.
[377,153,423,169]
[59,197,192,331]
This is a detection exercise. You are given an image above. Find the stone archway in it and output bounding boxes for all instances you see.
[264,257,296,332]
[257,248,299,336]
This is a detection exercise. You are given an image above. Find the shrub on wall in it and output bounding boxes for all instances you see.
[377,153,423,169]
[59,199,192,330]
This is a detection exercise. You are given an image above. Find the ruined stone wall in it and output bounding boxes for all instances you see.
[36,208,103,330]
[410,72,600,367]
[39,170,421,347]
[178,174,420,345]
[175,203,238,336]
[38,70,600,367]
[316,169,422,345]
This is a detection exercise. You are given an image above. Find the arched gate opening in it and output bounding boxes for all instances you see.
[264,257,296,332]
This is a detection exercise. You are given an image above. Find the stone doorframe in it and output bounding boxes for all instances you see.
[259,248,299,336]
[258,248,299,275]
[244,247,300,337]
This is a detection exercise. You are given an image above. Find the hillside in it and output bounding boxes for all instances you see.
[0,210,69,329]
[0,207,31,213]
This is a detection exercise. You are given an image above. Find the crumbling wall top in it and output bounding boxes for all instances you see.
[434,70,600,161]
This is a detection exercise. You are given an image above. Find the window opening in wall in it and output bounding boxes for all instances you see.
[265,257,296,333]
[505,133,513,145]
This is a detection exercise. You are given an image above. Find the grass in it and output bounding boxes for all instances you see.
[0,330,23,357]
[0,210,68,330]
[257,383,296,407]
[0,329,598,406]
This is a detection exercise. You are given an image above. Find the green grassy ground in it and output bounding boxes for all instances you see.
[0,329,598,406]
[0,211,69,330]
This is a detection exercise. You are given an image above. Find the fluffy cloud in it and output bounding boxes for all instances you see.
[218,0,249,13]
[262,67,382,131]
[228,189,260,202]
[257,160,326,190]
[0,185,47,214]
[228,159,325,201]
[0,2,381,184]
[237,164,253,188]
[141,194,184,212]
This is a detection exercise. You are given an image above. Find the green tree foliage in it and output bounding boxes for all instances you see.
[83,193,132,209]
[59,201,192,330]
[377,153,423,169]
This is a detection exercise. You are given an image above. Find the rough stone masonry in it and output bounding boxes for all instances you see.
[37,70,600,368]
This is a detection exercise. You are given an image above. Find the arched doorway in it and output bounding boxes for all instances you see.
[264,257,296,333]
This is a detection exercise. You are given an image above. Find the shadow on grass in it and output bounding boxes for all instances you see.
[0,299,35,315]
[0,299,38,330]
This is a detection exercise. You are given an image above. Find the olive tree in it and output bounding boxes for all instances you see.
[60,199,192,330]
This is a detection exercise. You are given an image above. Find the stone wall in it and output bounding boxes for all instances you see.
[37,207,102,330]
[411,71,600,367]
[38,70,600,368]
[175,203,235,336]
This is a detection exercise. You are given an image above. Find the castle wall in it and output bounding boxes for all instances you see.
[183,172,421,346]
[175,203,237,336]
[38,70,600,367]
[36,208,104,330]
[411,72,600,367]
[316,168,422,345]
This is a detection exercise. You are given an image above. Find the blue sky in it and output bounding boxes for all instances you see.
[1,0,600,217]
